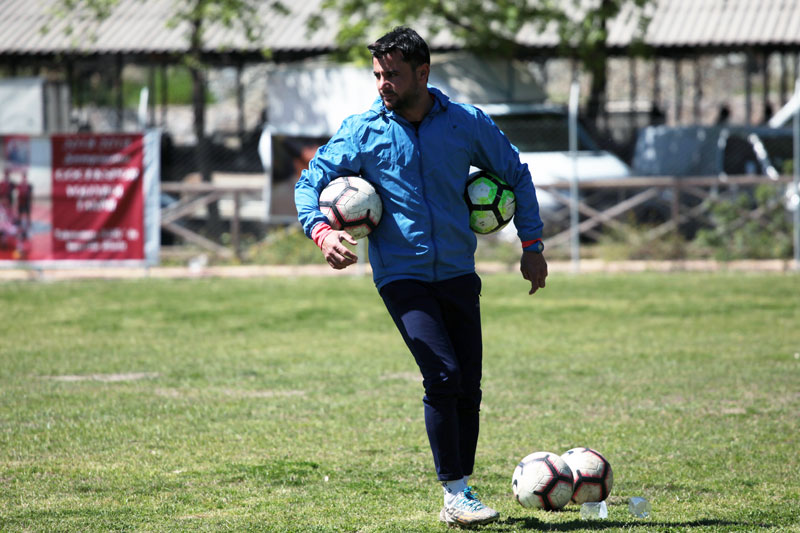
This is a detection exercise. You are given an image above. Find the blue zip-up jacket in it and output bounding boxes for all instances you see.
[295,86,543,289]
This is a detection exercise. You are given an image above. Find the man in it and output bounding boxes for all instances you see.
[0,170,14,211]
[294,27,547,528]
[16,171,32,241]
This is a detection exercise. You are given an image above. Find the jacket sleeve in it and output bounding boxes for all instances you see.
[469,108,544,244]
[294,117,363,238]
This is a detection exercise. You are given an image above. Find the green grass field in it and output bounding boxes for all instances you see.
[1,272,799,532]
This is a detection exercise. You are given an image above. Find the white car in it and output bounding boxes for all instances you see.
[480,103,631,217]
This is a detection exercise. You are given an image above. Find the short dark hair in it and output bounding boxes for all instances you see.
[367,26,430,70]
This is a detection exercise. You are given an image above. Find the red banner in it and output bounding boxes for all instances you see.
[51,134,144,260]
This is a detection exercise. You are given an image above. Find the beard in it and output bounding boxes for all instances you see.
[381,85,421,113]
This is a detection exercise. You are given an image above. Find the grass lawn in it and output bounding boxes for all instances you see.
[0,271,798,532]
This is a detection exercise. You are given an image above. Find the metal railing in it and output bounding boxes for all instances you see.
[537,174,796,249]
[159,174,797,262]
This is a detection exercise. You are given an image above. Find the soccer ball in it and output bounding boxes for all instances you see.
[511,451,574,511]
[464,170,515,234]
[560,447,614,504]
[319,176,382,239]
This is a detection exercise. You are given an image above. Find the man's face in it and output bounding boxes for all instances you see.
[373,50,427,113]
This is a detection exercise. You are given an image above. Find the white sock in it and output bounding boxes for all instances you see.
[442,478,468,506]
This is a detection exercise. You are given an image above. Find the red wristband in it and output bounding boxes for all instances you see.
[311,222,334,249]
[521,238,542,249]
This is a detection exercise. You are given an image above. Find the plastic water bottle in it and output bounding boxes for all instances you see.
[628,497,651,518]
[580,501,608,519]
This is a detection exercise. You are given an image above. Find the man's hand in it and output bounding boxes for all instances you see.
[321,230,359,270]
[520,251,548,295]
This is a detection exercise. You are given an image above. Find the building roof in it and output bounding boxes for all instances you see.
[1,0,799,60]
[609,0,800,50]
[0,0,340,58]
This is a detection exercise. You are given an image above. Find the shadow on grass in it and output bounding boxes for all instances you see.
[500,517,771,531]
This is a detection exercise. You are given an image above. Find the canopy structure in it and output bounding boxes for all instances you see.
[2,0,799,61]
[1,0,798,131]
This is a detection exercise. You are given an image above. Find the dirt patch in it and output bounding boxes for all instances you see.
[222,388,306,399]
[379,371,421,383]
[154,387,306,399]
[46,372,159,382]
[1,259,796,283]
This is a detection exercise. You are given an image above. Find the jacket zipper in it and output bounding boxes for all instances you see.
[387,107,440,281]
[414,121,439,281]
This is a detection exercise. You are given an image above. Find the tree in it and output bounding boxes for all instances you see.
[43,0,287,233]
[172,0,281,230]
[309,0,654,126]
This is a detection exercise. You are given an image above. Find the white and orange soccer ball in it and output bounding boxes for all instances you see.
[318,176,382,239]
[511,451,574,511]
[560,447,614,504]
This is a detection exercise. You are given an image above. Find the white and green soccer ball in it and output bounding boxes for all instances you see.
[464,170,515,234]
[512,451,574,511]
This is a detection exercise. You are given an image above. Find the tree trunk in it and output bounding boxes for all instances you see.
[586,52,607,126]
[585,0,611,149]
[190,15,220,234]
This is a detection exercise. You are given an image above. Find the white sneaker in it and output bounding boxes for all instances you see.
[439,487,499,528]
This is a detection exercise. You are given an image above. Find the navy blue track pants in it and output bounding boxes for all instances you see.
[379,273,483,481]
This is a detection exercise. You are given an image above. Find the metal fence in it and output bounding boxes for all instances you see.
[7,63,796,264]
[158,174,797,260]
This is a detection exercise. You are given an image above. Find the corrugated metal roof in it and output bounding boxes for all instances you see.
[1,0,799,58]
[637,0,800,48]
[0,0,342,56]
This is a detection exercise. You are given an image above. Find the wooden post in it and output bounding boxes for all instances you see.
[66,60,76,112]
[694,56,703,123]
[232,191,241,260]
[745,50,753,126]
[538,58,549,92]
[652,57,661,109]
[148,64,156,128]
[671,178,680,232]
[160,64,168,127]
[674,58,683,124]
[629,56,637,132]
[115,55,124,130]
[780,52,788,106]
[762,51,770,123]
[236,62,245,138]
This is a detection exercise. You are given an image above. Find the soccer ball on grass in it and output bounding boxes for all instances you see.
[511,451,574,511]
[464,170,515,234]
[318,176,382,239]
[560,447,614,504]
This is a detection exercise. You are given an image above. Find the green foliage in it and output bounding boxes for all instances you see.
[694,184,794,260]
[246,225,329,265]
[120,66,212,107]
[593,225,693,261]
[475,234,526,265]
[41,0,285,58]
[549,184,796,262]
[168,0,275,47]
[0,273,799,531]
[40,0,118,39]
[247,227,521,267]
[311,0,655,66]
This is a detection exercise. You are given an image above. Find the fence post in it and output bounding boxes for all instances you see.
[793,77,800,270]
[568,80,581,271]
[671,177,681,232]
[232,191,241,261]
